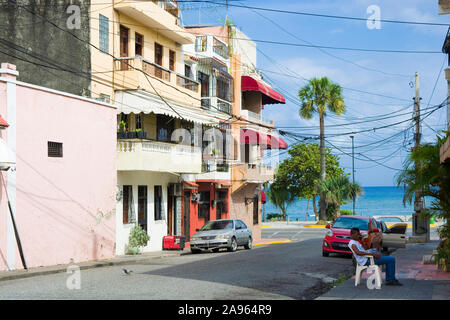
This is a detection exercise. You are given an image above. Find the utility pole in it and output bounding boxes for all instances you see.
[412,72,429,241]
[350,135,355,214]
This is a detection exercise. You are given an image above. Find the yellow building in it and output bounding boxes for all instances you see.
[89,1,223,254]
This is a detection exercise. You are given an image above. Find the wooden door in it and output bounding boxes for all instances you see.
[167,185,173,235]
[120,26,129,70]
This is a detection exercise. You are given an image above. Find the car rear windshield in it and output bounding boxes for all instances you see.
[332,217,369,230]
[201,220,233,231]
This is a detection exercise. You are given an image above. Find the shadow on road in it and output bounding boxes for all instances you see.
[141,239,354,299]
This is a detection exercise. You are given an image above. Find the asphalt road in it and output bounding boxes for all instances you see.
[0,228,355,300]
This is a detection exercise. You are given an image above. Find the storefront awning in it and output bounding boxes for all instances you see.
[241,76,285,105]
[268,135,288,150]
[114,90,220,126]
[240,128,270,147]
[183,181,199,190]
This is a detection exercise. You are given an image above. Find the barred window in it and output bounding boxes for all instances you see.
[99,14,109,53]
[123,185,135,224]
[48,141,63,157]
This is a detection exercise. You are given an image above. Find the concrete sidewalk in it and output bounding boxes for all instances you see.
[317,241,450,300]
[0,238,287,283]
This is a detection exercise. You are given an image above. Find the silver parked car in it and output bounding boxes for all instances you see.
[190,219,252,253]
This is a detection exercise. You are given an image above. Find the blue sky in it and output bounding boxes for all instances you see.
[180,0,449,187]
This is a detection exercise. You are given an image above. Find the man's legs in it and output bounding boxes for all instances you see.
[374,256,396,282]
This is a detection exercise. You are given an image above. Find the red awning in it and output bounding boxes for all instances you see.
[241,76,286,105]
[183,181,199,190]
[261,190,267,204]
[0,115,9,128]
[268,135,288,150]
[240,128,270,147]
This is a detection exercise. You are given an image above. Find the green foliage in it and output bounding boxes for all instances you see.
[316,220,329,225]
[266,213,282,221]
[273,143,344,200]
[128,224,150,253]
[266,183,295,222]
[135,128,142,133]
[434,240,450,271]
[317,175,362,220]
[340,210,356,216]
[396,133,450,241]
[298,77,346,119]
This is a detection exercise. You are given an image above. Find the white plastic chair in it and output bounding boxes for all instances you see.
[350,247,382,288]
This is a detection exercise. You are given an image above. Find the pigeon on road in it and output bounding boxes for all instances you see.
[122,268,133,275]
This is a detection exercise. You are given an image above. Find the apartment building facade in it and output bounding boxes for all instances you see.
[186,25,288,243]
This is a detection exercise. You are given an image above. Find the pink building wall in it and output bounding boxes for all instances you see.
[0,64,117,271]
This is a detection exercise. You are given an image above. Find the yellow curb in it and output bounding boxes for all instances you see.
[261,225,273,229]
[304,225,327,228]
[254,239,292,246]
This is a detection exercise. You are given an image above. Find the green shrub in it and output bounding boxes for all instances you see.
[340,210,355,216]
[266,213,282,221]
[434,239,450,272]
[127,224,150,254]
[316,220,329,225]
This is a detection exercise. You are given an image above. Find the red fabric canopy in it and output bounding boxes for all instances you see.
[240,128,270,146]
[241,76,286,105]
[268,135,288,150]
[261,190,267,204]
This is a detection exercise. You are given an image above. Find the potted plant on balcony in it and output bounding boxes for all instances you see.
[118,120,127,139]
[135,128,147,139]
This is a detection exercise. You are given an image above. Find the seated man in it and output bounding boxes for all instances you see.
[349,227,402,286]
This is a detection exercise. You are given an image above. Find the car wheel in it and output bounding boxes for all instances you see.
[322,250,329,257]
[244,237,252,249]
[228,237,237,252]
[191,248,201,254]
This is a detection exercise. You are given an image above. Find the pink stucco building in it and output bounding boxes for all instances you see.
[0,63,117,271]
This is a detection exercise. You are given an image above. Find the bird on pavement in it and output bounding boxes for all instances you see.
[122,268,133,275]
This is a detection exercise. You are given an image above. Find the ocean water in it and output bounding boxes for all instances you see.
[262,186,432,222]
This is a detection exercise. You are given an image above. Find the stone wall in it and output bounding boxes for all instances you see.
[0,0,91,96]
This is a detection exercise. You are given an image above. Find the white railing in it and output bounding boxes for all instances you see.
[118,140,199,155]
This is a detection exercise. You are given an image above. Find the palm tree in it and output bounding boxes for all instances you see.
[396,134,450,240]
[299,77,346,220]
[317,175,362,220]
[266,184,295,222]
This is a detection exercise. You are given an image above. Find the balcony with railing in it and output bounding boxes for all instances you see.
[114,56,200,106]
[232,163,274,184]
[195,35,229,63]
[117,140,202,173]
[201,97,231,114]
[114,0,194,44]
[240,109,274,126]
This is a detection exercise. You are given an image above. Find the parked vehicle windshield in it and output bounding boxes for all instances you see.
[332,217,369,230]
[201,220,234,231]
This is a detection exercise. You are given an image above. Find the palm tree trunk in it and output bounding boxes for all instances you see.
[281,207,287,222]
[306,198,309,222]
[319,114,327,221]
[312,195,318,221]
[336,205,341,217]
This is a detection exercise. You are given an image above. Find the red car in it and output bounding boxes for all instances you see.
[322,215,380,257]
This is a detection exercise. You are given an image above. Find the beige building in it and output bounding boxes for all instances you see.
[89,1,224,254]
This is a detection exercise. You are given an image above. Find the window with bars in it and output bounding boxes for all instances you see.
[198,191,210,221]
[99,14,109,53]
[48,141,63,157]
